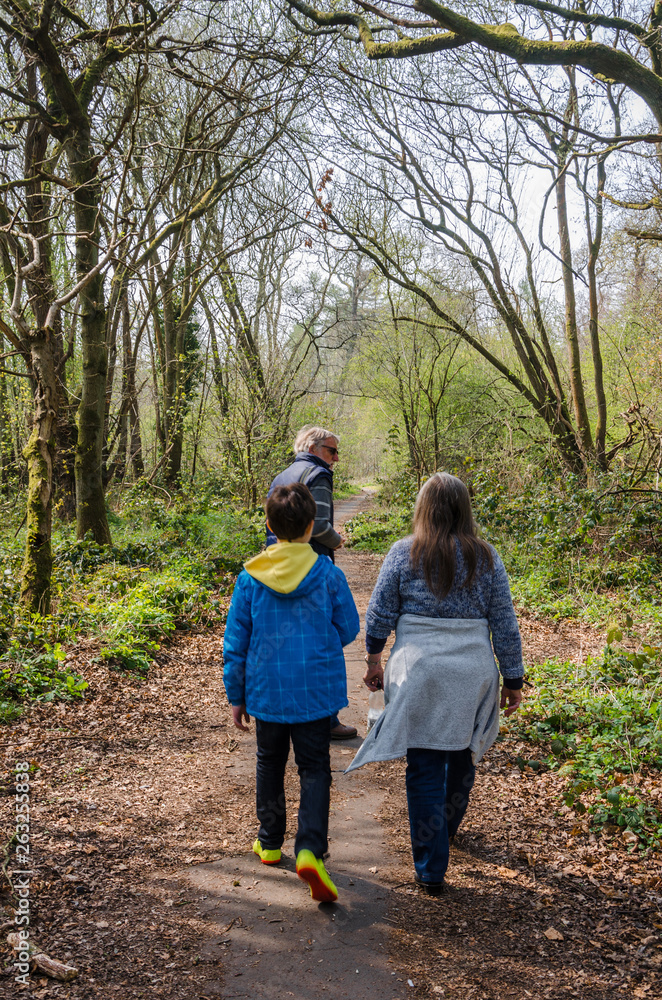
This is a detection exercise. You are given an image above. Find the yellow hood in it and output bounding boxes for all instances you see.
[244,542,318,594]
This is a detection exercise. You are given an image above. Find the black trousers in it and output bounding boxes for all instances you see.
[255,716,332,859]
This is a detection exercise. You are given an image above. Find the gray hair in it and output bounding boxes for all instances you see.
[293,426,339,454]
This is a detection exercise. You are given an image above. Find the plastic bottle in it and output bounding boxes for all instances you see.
[367,688,385,733]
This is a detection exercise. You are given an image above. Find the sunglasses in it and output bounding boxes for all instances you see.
[320,445,339,456]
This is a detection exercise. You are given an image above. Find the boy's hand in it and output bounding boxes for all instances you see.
[232,704,250,731]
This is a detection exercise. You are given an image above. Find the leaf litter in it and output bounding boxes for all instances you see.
[0,539,660,999]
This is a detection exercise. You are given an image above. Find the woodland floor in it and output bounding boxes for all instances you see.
[1,493,662,999]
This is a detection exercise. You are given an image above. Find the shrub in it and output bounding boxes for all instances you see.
[0,492,263,714]
[0,643,88,723]
[511,644,662,848]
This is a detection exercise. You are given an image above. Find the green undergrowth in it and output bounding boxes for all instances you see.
[344,471,415,551]
[332,470,361,500]
[510,644,662,849]
[0,643,89,723]
[0,482,263,721]
[474,475,662,639]
[472,469,662,634]
[345,508,412,552]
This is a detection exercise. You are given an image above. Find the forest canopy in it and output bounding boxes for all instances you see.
[0,0,661,615]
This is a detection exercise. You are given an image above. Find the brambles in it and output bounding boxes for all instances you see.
[470,469,662,626]
[347,468,662,625]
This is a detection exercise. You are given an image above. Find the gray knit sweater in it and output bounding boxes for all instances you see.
[365,536,524,681]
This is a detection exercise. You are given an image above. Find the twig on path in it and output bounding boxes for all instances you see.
[7,932,78,981]
[219,916,242,934]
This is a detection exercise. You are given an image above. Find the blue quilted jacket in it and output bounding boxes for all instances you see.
[223,555,360,723]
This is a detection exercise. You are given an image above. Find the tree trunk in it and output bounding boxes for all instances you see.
[556,165,594,465]
[75,285,111,542]
[20,328,57,613]
[102,273,123,485]
[165,420,184,485]
[21,91,76,518]
[53,401,78,519]
[164,313,187,486]
[115,289,132,482]
[587,158,608,470]
[69,137,111,543]
[126,310,144,479]
[0,332,10,491]
[129,400,144,478]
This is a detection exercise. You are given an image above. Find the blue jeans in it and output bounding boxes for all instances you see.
[405,748,475,884]
[255,717,332,859]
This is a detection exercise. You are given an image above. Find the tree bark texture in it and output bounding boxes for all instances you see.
[20,328,58,613]
[587,158,608,470]
[22,91,76,517]
[556,165,594,464]
[68,136,111,543]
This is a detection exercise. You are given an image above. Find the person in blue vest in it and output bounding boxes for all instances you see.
[266,426,358,740]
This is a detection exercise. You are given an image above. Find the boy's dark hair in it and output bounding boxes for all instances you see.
[266,483,317,541]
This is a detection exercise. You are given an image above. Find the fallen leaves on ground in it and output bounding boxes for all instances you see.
[1,518,660,999]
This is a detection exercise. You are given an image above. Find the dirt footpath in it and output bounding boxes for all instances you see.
[182,493,402,999]
[181,493,662,1000]
[1,492,661,999]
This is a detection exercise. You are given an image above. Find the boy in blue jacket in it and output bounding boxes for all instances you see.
[223,482,360,903]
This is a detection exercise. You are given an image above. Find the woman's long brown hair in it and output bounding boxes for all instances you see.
[409,473,493,599]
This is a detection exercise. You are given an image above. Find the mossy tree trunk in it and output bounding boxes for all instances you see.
[20,327,58,613]
[148,224,203,488]
[127,316,145,479]
[162,297,187,487]
[122,285,144,479]
[22,82,77,519]
[68,135,111,544]
[0,329,11,491]
[585,156,608,471]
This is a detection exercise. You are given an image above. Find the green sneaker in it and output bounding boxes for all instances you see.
[252,839,281,865]
[296,849,338,902]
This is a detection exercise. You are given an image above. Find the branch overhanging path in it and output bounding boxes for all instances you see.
[286,0,662,125]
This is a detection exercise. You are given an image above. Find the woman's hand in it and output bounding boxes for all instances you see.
[363,656,383,691]
[500,684,523,716]
[232,704,251,731]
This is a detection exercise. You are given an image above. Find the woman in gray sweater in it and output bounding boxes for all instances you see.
[348,473,524,894]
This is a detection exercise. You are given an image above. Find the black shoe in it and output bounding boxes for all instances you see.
[414,876,444,896]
